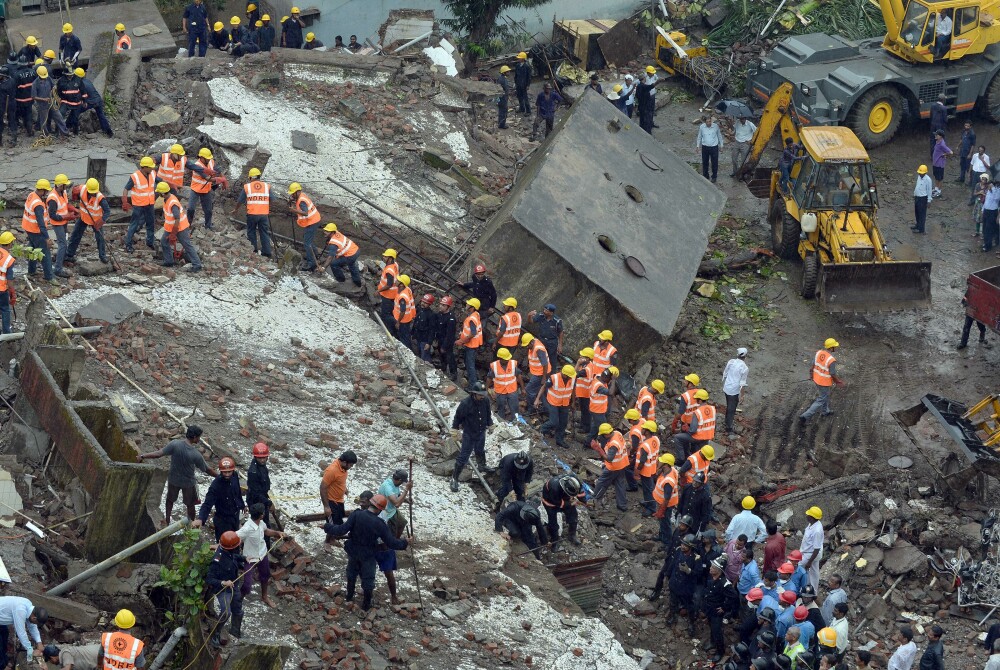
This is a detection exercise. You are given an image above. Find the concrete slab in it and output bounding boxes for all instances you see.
[0,147,135,196]
[0,468,23,525]
[74,293,141,326]
[4,0,176,65]
[290,130,318,154]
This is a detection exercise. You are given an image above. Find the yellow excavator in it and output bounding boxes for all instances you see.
[739,83,932,312]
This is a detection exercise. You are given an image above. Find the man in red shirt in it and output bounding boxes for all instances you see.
[763,519,786,574]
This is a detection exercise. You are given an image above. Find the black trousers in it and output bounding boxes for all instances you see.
[984,208,1000,250]
[914,195,929,232]
[725,393,740,433]
[545,504,577,541]
[498,97,508,128]
[516,85,530,113]
[701,145,719,180]
[961,315,987,345]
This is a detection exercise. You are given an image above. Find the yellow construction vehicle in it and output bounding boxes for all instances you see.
[742,82,932,312]
[653,27,728,100]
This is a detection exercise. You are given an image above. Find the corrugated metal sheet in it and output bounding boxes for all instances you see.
[551,556,609,615]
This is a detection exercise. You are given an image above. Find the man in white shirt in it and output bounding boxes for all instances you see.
[0,597,46,668]
[912,164,933,233]
[730,118,757,177]
[236,503,286,607]
[828,601,849,655]
[696,115,724,183]
[969,145,992,204]
[800,506,824,592]
[934,10,953,61]
[985,639,1000,670]
[621,74,636,117]
[725,496,767,545]
[888,625,918,670]
[722,347,749,436]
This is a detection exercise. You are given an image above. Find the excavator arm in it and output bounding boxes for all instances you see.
[735,82,802,181]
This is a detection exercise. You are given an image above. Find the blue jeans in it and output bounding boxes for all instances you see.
[525,374,543,410]
[639,474,655,514]
[188,29,208,57]
[415,339,433,362]
[587,412,607,442]
[541,402,569,446]
[26,231,53,280]
[0,291,11,334]
[463,346,479,386]
[52,225,67,272]
[494,391,518,420]
[800,384,832,419]
[161,227,202,270]
[126,205,155,249]
[780,163,792,192]
[246,214,273,257]
[215,587,243,626]
[187,190,214,229]
[67,220,107,262]
[328,251,361,285]
[396,321,412,347]
[592,467,627,511]
[301,223,319,269]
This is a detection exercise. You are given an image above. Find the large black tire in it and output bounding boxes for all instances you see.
[801,252,819,299]
[846,85,905,149]
[985,72,1000,123]
[769,199,800,260]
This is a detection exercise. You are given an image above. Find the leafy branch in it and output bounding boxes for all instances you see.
[153,529,215,626]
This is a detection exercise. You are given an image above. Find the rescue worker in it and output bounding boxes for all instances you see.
[678,444,715,488]
[635,65,656,134]
[183,0,210,57]
[412,294,437,361]
[520,332,550,415]
[497,65,510,129]
[0,597,47,667]
[786,550,810,595]
[210,22,231,51]
[494,450,533,508]
[11,55,35,143]
[392,274,416,346]
[115,24,132,53]
[587,366,617,442]
[800,507,825,593]
[455,297,483,386]
[237,503,285,607]
[321,450,357,531]
[43,643,102,670]
[495,297,521,353]
[435,296,458,381]
[233,167,273,257]
[22,179,56,283]
[636,379,665,422]
[229,17,261,57]
[652,453,679,543]
[316,223,361,285]
[304,32,324,49]
[775,590,799,641]
[535,364,575,448]
[589,423,630,512]
[324,495,410,611]
[376,248,399,333]
[791,605,816,652]
[100,610,144,670]
[573,347,596,438]
[205,531,245,646]
[799,339,844,422]
[0,232,17,334]
[186,148,218,228]
[487,347,519,421]
[46,174,74,278]
[56,65,83,134]
[65,178,110,265]
[675,389,716,459]
[282,7,305,49]
[288,183,321,271]
[154,144,204,196]
[258,15,276,51]
[58,24,81,65]
[450,380,494,492]
[245,442,272,519]
[667,534,703,635]
[122,157,158,253]
[530,82,564,141]
[78,68,114,136]
[704,557,739,662]
[514,51,532,114]
[17,37,42,64]
[672,373,702,432]
[155,182,203,271]
[462,263,497,316]
[194,457,246,541]
[246,2,260,25]
[0,55,16,146]
[678,471,713,533]
[31,66,69,137]
[635,420,660,516]
[591,329,618,374]
[622,408,644,492]
[541,474,584,551]
[527,303,563,361]
[495,499,547,560]
[138,426,216,522]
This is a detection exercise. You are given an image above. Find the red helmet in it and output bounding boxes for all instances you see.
[252,442,269,458]
[420,293,435,305]
[745,587,764,602]
[779,590,797,605]
[787,549,803,561]
[778,561,795,574]
[793,605,808,621]
[220,531,241,550]
[370,494,388,511]
[439,296,454,307]
[219,457,236,473]
[474,264,486,274]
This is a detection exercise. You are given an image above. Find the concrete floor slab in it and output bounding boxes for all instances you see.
[5,0,176,65]
[0,146,134,196]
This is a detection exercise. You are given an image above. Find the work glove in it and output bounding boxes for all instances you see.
[679,563,691,574]
[93,218,104,231]
[8,288,16,306]
[66,205,80,217]
[168,232,178,246]
[653,506,666,520]
[122,201,132,212]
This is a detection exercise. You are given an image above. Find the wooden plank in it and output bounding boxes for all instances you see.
[12,590,99,627]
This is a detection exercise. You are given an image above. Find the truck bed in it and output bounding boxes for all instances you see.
[967,265,1000,334]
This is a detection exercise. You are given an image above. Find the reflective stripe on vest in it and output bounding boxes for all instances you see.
[691,404,716,440]
[21,192,45,234]
[190,158,214,194]
[653,468,680,506]
[636,386,656,421]
[490,359,517,394]
[377,262,398,299]
[497,311,522,346]
[575,362,595,398]
[15,80,32,103]
[60,81,81,106]
[159,153,186,188]
[101,631,144,670]
[636,436,660,477]
[592,341,617,373]
[545,373,574,407]
[129,170,156,206]
[163,194,190,233]
[295,193,321,227]
[327,231,358,258]
[682,452,711,486]
[0,249,15,293]
[116,34,132,52]
[589,380,609,414]
[244,181,270,215]
[46,189,69,227]
[628,424,644,452]
[812,350,835,386]
[605,432,629,470]
[461,312,483,348]
[393,287,416,324]
[680,389,698,428]
[80,190,105,226]
[527,339,550,376]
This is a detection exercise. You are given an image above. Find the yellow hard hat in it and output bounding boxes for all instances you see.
[43,49,56,59]
[35,178,52,191]
[502,297,517,308]
[466,298,481,310]
[170,143,185,156]
[63,23,73,33]
[139,156,155,168]
[684,373,701,386]
[658,453,675,465]
[499,65,511,74]
[114,609,136,629]
[700,445,715,460]
[214,21,224,31]
[613,84,622,93]
[155,181,171,194]
[598,329,613,341]
[306,32,315,42]
[198,148,213,160]
[382,248,397,259]
[291,6,300,12]
[115,23,126,31]
[642,420,657,433]
[86,178,100,194]
[817,627,837,647]
[694,389,709,400]
[824,338,839,349]
[247,2,257,9]
[624,408,640,421]
[560,364,577,377]
[520,333,534,346]
[281,15,289,22]
[256,20,263,27]
[53,174,70,186]
[248,167,261,177]
[916,164,928,175]
[36,66,48,79]
[645,65,656,74]
[597,423,613,436]
[288,182,302,194]
[517,52,527,59]
[74,67,85,78]
[26,36,38,46]
[231,16,241,25]
[0,232,15,246]
[651,379,665,394]
[497,347,512,361]
[34,58,43,66]
[607,365,619,377]
[579,347,594,359]
[742,496,756,510]
[397,274,410,287]
[806,506,823,520]
[262,14,270,20]
[323,223,338,232]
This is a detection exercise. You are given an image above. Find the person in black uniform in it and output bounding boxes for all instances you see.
[495,499,548,559]
[205,530,246,646]
[412,293,438,362]
[195,457,246,541]
[677,472,713,533]
[514,52,532,115]
[462,264,497,317]
[541,474,584,551]
[282,8,305,49]
[0,57,17,146]
[450,382,494,492]
[667,534,703,636]
[635,71,656,134]
[497,66,511,129]
[435,296,458,381]
[703,556,739,662]
[210,22,231,51]
[694,528,723,613]
[16,40,42,64]
[493,450,533,509]
[56,68,82,134]
[11,57,35,145]
[527,304,563,362]
[246,442,272,520]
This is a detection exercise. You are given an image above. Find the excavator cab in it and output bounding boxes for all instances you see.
[884,0,990,63]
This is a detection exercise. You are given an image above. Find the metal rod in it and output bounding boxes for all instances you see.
[0,500,44,531]
[406,457,424,614]
[0,325,102,342]
[148,627,187,670]
[45,510,94,531]
[392,30,433,53]
[47,518,191,596]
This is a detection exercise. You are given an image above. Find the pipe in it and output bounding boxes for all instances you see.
[148,627,188,670]
[392,30,433,53]
[0,325,102,342]
[47,518,191,596]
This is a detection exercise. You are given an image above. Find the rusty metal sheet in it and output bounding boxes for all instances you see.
[552,556,609,615]
[597,20,643,68]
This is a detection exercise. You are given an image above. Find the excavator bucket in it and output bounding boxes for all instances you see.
[746,167,775,199]
[819,261,932,312]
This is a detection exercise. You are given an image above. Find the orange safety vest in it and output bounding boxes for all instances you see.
[653,468,680,507]
[22,192,45,234]
[592,341,617,373]
[497,311,522,347]
[679,389,699,428]
[295,193,321,227]
[691,403,716,440]
[377,261,399,299]
[575,362,595,399]
[162,194,190,233]
[636,386,657,421]
[46,189,69,227]
[327,231,359,258]
[393,287,416,324]
[589,379,609,414]
[461,312,483,348]
[636,436,660,478]
[0,248,15,293]
[159,153,186,188]
[129,170,156,206]
[80,190,106,226]
[101,631,144,670]
[190,159,215,194]
[628,423,644,452]
[116,34,132,52]
[812,350,835,386]
[681,451,711,487]
[545,373,574,407]
[604,431,629,470]
[527,338,550,376]
[490,359,517,394]
[244,180,270,215]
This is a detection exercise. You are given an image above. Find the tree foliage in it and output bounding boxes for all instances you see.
[442,0,552,67]
[153,529,215,627]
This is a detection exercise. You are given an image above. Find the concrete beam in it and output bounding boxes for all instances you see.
[12,590,99,627]
[268,47,402,71]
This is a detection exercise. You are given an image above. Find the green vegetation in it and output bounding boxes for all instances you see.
[154,529,215,626]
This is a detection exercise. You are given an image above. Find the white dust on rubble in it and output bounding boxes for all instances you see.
[285,64,390,88]
[198,76,467,237]
[404,107,471,162]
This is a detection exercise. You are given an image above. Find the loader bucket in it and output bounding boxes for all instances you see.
[746,167,774,199]
[819,261,932,312]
